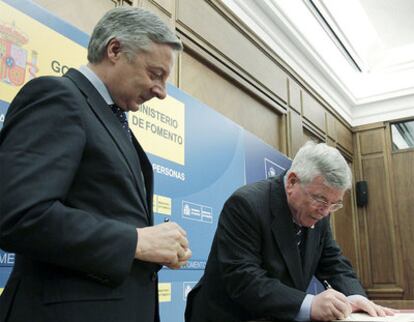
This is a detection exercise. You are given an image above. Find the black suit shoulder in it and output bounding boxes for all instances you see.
[229,178,273,205]
[2,75,88,136]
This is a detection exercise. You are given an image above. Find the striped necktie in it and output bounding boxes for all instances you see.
[294,223,305,258]
[109,104,147,198]
[109,104,132,141]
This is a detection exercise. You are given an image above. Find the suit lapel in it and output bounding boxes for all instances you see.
[132,135,154,224]
[270,176,306,290]
[302,225,321,281]
[64,69,149,216]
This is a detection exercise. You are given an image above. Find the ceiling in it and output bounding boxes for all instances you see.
[222,0,414,126]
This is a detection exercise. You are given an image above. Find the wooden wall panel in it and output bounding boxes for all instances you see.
[33,0,115,34]
[288,79,301,114]
[359,129,383,154]
[288,109,303,157]
[303,128,322,143]
[361,157,396,284]
[180,52,280,149]
[392,151,414,298]
[176,0,288,103]
[332,188,359,273]
[355,127,403,299]
[302,91,325,132]
[326,137,335,147]
[336,120,353,153]
[140,2,172,23]
[326,113,337,141]
[146,0,173,14]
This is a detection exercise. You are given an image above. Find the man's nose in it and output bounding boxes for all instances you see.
[318,206,331,217]
[321,208,331,217]
[152,84,167,99]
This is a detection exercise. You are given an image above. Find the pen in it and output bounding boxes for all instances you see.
[323,280,333,290]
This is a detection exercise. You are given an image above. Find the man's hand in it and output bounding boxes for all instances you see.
[348,296,396,317]
[135,222,192,269]
[311,289,352,321]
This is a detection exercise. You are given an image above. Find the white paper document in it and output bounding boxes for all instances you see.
[339,312,414,322]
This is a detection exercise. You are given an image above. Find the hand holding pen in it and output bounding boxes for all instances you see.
[320,280,395,319]
[310,280,352,321]
[135,216,192,269]
[323,280,332,290]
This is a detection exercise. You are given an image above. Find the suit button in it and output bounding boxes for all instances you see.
[151,272,157,282]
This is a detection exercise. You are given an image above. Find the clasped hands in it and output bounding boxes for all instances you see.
[136,222,192,269]
[311,289,396,321]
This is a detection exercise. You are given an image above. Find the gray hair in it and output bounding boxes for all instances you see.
[88,6,182,63]
[287,141,352,190]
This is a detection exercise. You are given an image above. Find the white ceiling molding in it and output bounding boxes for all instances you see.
[222,0,414,126]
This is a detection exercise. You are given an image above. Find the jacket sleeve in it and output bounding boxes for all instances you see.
[0,77,137,286]
[315,219,367,296]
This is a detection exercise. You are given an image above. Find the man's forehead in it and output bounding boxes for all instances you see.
[144,45,174,69]
[290,172,345,194]
[306,176,343,193]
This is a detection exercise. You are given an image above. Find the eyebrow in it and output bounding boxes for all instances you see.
[148,65,168,75]
[316,194,343,204]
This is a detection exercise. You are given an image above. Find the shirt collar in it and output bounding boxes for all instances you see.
[78,65,114,105]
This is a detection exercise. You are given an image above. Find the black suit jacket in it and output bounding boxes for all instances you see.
[0,69,160,322]
[185,175,365,322]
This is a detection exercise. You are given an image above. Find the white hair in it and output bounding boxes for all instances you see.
[88,7,182,63]
[287,141,352,190]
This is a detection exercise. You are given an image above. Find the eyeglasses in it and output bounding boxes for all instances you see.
[301,186,343,212]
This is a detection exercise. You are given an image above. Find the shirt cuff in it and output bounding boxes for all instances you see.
[295,294,315,321]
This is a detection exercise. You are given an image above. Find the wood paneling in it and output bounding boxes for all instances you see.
[288,109,303,157]
[303,127,322,144]
[302,91,325,132]
[332,188,359,274]
[147,0,173,15]
[180,51,281,149]
[359,129,383,154]
[176,0,288,103]
[326,137,335,147]
[354,127,403,299]
[375,300,414,310]
[288,79,301,114]
[140,0,173,24]
[392,151,414,298]
[361,157,397,284]
[336,120,353,153]
[33,0,115,34]
[326,113,337,141]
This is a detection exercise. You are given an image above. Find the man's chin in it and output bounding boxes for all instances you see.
[304,217,319,227]
[127,103,140,112]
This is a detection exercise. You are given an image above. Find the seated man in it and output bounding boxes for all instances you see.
[185,141,393,322]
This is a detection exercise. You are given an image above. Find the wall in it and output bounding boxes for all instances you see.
[353,122,414,308]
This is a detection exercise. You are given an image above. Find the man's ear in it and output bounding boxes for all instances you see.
[286,172,299,190]
[106,38,122,62]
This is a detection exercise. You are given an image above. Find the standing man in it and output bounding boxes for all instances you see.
[0,7,191,322]
[185,141,393,322]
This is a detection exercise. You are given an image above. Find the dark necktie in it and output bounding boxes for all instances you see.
[109,104,132,141]
[294,223,305,259]
[109,104,147,199]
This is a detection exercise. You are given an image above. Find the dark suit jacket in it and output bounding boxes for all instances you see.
[0,69,160,322]
[185,175,366,322]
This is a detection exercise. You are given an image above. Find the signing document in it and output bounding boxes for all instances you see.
[339,312,414,322]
